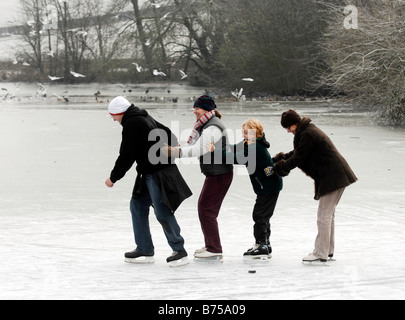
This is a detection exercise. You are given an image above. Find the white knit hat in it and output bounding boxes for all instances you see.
[108,96,131,115]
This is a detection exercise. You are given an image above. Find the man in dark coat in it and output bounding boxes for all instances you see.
[274,110,357,263]
[105,96,192,267]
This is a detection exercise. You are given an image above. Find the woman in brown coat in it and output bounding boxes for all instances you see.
[274,110,357,263]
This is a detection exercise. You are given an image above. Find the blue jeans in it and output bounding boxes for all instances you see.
[130,174,185,255]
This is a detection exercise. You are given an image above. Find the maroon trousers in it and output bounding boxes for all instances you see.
[197,172,233,253]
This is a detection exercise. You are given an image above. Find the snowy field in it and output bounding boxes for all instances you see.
[1,82,405,300]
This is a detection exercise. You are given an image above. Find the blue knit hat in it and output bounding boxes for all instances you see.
[194,95,217,111]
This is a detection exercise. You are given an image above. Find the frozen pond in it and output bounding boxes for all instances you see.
[1,83,405,300]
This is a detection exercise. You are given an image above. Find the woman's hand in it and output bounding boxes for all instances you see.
[161,145,181,158]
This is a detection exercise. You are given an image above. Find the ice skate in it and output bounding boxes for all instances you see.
[124,250,155,264]
[194,247,207,255]
[328,254,336,262]
[167,250,189,268]
[243,243,272,261]
[302,253,328,266]
[194,248,224,263]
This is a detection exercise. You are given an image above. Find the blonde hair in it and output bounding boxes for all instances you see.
[242,119,264,138]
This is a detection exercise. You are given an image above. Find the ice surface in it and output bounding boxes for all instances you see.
[1,83,405,300]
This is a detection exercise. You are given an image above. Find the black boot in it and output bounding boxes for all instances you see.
[167,250,189,267]
[124,250,155,264]
[243,243,272,259]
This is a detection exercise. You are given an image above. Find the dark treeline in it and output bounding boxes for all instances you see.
[2,0,405,125]
[2,0,338,95]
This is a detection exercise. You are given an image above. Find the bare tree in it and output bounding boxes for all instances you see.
[76,0,132,79]
[19,0,48,76]
[316,0,405,125]
[170,0,229,83]
[131,0,154,73]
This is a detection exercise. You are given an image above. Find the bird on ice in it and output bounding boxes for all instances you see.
[37,83,47,97]
[153,69,166,77]
[231,88,244,100]
[70,71,86,78]
[94,90,101,102]
[53,91,69,103]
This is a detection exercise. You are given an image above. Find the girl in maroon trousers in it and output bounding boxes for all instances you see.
[165,96,233,260]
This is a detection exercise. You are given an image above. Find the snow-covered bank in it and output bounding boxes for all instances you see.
[0,95,404,300]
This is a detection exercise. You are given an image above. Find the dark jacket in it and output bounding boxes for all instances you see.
[110,105,175,181]
[274,117,357,200]
[152,165,193,214]
[110,105,192,210]
[225,134,283,195]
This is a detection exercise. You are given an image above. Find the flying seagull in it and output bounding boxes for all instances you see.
[179,69,188,80]
[132,63,143,73]
[49,75,63,81]
[153,69,166,77]
[70,71,86,78]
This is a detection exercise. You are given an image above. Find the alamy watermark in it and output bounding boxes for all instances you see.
[344,5,359,30]
[147,123,257,175]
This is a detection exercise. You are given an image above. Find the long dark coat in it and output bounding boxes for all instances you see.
[110,105,192,212]
[274,117,357,200]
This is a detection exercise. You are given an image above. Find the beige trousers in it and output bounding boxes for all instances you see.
[313,187,345,260]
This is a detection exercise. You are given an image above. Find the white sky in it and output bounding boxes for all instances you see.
[0,0,146,28]
[0,0,20,28]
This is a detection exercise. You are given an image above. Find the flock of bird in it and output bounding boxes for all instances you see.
[0,81,199,104]
[7,49,255,102]
[4,0,256,103]
[1,75,255,103]
[132,61,189,81]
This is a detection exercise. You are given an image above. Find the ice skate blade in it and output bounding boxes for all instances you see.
[194,256,224,263]
[168,257,190,268]
[243,255,272,261]
[125,256,155,264]
[302,260,329,267]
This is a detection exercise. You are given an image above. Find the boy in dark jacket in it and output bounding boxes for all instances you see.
[105,96,192,267]
[274,110,357,263]
[209,119,283,259]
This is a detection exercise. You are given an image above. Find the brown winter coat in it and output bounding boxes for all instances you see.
[274,117,357,200]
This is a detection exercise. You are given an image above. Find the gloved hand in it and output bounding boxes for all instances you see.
[272,152,286,163]
[274,160,290,177]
